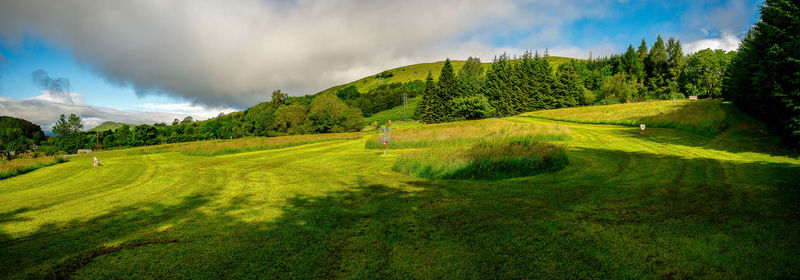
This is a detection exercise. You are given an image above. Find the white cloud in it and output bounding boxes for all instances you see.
[0,0,613,108]
[138,103,238,120]
[0,90,228,131]
[683,32,741,53]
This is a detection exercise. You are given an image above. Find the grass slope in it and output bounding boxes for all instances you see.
[316,56,573,97]
[364,96,420,125]
[1,100,799,279]
[87,121,129,133]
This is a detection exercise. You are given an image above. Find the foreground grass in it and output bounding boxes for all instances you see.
[523,99,728,137]
[0,156,67,180]
[1,101,799,278]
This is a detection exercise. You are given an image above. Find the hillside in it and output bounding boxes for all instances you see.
[2,100,798,278]
[315,56,574,97]
[87,121,129,133]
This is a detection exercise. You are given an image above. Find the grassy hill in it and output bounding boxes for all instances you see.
[315,56,574,97]
[2,100,798,278]
[87,121,129,133]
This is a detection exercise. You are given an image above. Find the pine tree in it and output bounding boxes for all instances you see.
[420,72,437,123]
[637,38,648,62]
[515,51,536,111]
[437,59,457,121]
[665,37,684,97]
[483,54,515,117]
[620,44,645,82]
[552,60,584,108]
[645,35,668,98]
[457,57,484,97]
[532,52,555,109]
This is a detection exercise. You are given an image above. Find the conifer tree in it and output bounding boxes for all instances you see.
[437,59,457,121]
[531,52,555,110]
[457,57,484,97]
[637,38,648,62]
[645,35,668,98]
[483,54,516,116]
[552,60,584,108]
[420,72,438,123]
[665,37,684,97]
[620,44,645,82]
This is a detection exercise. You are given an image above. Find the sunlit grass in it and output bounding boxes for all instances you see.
[0,156,67,180]
[1,100,799,279]
[523,100,728,137]
[129,132,362,156]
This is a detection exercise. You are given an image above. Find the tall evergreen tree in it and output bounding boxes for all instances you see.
[724,0,800,149]
[437,59,457,121]
[637,38,648,62]
[483,54,516,117]
[457,57,484,97]
[515,51,536,111]
[530,52,555,110]
[645,35,668,98]
[620,44,645,82]
[419,72,437,123]
[665,37,684,97]
[552,60,584,108]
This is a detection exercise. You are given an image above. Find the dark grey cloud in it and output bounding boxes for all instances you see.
[31,69,73,104]
[0,0,615,108]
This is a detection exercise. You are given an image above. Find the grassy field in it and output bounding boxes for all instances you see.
[0,156,67,180]
[524,100,731,137]
[316,56,573,97]
[1,100,799,278]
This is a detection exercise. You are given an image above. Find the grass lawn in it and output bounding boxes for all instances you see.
[1,100,799,279]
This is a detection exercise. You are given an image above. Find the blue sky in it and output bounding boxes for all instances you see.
[0,0,762,130]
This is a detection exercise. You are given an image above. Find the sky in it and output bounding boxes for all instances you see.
[0,0,762,131]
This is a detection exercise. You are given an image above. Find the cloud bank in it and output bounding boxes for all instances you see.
[0,91,235,131]
[0,0,616,108]
[0,0,756,109]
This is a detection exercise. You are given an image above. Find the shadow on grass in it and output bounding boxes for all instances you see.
[1,148,799,278]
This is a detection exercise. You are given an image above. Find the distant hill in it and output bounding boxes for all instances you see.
[87,121,129,132]
[315,56,574,97]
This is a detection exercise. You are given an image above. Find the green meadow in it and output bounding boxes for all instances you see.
[2,100,799,279]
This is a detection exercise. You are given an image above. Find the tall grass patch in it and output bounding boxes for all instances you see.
[523,100,728,137]
[393,137,568,180]
[0,156,68,180]
[366,118,571,149]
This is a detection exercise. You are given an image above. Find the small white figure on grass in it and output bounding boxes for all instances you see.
[93,157,100,167]
[640,124,646,135]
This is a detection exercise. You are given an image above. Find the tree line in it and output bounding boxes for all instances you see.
[724,0,799,150]
[1,91,364,156]
[417,37,736,123]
